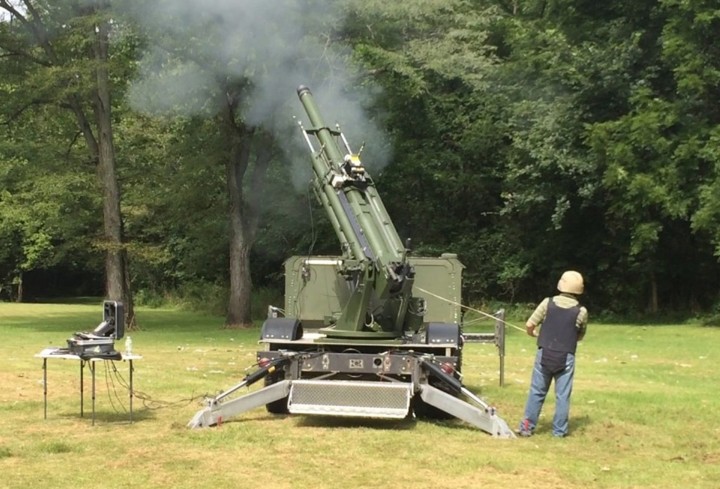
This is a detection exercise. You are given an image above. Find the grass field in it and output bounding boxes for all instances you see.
[1,302,718,488]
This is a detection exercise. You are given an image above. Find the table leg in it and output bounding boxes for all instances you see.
[129,360,134,423]
[42,358,47,420]
[90,361,96,426]
[80,361,84,417]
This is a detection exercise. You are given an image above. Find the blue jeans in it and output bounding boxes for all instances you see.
[519,348,575,436]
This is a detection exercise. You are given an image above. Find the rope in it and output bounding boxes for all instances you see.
[415,286,526,333]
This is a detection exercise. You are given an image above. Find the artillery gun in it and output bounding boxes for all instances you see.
[189,86,514,437]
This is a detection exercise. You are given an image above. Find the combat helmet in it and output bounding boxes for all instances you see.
[557,270,584,295]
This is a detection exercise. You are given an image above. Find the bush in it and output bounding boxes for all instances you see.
[133,282,284,320]
[133,281,227,316]
[250,286,284,321]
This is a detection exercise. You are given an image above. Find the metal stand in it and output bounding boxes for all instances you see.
[462,309,507,386]
[37,348,141,425]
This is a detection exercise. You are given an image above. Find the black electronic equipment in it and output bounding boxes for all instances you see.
[67,301,124,360]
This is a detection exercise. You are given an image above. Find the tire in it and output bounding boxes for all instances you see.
[264,370,289,414]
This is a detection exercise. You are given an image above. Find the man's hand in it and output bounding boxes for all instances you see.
[526,322,537,337]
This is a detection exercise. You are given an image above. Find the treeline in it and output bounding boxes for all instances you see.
[1,0,719,323]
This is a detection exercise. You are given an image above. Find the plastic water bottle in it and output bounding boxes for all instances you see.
[124,336,133,356]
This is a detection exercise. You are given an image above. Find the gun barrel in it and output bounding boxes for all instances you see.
[297,86,346,168]
[296,85,405,260]
[297,86,370,262]
[296,85,414,337]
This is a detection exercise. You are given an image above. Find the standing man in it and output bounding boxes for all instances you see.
[518,270,588,438]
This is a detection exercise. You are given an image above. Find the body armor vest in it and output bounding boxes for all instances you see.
[537,298,581,354]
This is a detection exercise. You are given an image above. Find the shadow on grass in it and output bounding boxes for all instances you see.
[198,410,419,431]
[188,409,506,434]
[30,296,104,305]
[0,304,236,336]
[296,414,417,431]
[50,407,157,425]
[297,413,499,433]
[1,313,100,334]
[530,414,592,437]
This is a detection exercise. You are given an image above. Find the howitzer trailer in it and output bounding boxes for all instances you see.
[188,86,514,437]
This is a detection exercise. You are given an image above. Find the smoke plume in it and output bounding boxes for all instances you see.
[123,0,389,185]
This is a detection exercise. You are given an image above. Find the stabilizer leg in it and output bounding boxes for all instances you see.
[188,380,292,428]
[419,384,516,438]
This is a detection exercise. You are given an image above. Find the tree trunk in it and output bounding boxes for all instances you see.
[222,97,275,328]
[225,130,254,328]
[15,272,22,303]
[648,271,658,314]
[92,11,136,329]
[226,230,253,328]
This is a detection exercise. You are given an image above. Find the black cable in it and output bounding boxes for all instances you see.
[108,361,210,411]
[103,361,127,414]
[97,352,326,414]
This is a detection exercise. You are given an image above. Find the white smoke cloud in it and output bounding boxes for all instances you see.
[123,0,390,179]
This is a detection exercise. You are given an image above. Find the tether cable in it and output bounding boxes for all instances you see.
[415,286,526,334]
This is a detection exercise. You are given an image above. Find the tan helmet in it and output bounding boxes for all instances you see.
[557,270,584,295]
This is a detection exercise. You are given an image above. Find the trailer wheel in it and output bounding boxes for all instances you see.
[412,393,453,420]
[264,370,289,414]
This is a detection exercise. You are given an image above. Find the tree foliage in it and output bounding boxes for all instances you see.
[1,0,719,319]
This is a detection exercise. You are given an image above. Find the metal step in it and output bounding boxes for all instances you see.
[288,379,412,418]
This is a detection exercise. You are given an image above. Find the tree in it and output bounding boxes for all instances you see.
[0,0,135,324]
[341,0,516,300]
[584,0,720,312]
[664,0,720,255]
[124,0,378,327]
[0,115,102,301]
[492,0,720,313]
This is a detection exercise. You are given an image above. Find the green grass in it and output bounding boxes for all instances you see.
[1,301,719,488]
